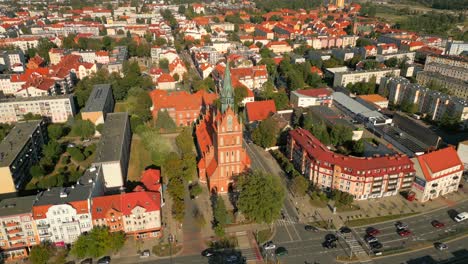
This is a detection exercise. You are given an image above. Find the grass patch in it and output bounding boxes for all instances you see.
[309,197,328,208]
[256,228,273,244]
[127,136,153,182]
[114,102,128,112]
[347,213,419,227]
[152,243,182,257]
[336,204,360,213]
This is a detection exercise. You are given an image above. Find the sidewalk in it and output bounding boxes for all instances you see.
[294,185,468,229]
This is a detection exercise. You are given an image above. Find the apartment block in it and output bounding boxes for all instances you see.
[287,128,415,200]
[411,147,464,202]
[444,41,468,56]
[290,88,333,108]
[0,95,77,123]
[0,120,47,194]
[376,51,415,64]
[0,196,39,262]
[333,68,401,87]
[81,84,115,125]
[92,112,132,189]
[416,71,468,100]
[425,55,468,70]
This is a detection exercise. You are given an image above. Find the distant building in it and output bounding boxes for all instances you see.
[376,51,415,64]
[245,100,277,123]
[287,128,415,200]
[411,147,464,202]
[457,141,468,171]
[0,50,25,72]
[357,94,389,109]
[93,113,132,189]
[0,95,77,123]
[333,68,401,87]
[81,84,115,125]
[149,90,217,127]
[445,40,468,56]
[290,88,333,108]
[0,196,39,261]
[416,71,468,100]
[308,106,364,141]
[0,120,47,194]
[333,92,392,126]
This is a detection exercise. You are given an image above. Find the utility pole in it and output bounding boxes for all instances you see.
[168,234,174,264]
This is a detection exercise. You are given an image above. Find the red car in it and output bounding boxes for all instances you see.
[398,230,412,237]
[366,227,381,236]
[431,220,445,228]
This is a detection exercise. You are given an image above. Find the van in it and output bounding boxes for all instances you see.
[454,212,468,222]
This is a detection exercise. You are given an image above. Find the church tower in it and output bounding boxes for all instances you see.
[195,62,251,194]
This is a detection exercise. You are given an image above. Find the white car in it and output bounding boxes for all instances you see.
[454,212,468,222]
[263,241,276,250]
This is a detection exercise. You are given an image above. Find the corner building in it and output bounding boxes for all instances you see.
[287,128,416,200]
[195,64,250,193]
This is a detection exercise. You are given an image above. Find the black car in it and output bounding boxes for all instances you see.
[304,225,318,232]
[202,248,216,257]
[339,226,352,234]
[325,234,338,242]
[97,256,110,264]
[80,259,93,264]
[322,241,337,249]
[369,241,383,249]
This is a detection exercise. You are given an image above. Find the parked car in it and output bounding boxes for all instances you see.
[305,225,318,232]
[434,242,448,251]
[369,241,383,249]
[140,250,151,258]
[431,220,445,228]
[80,259,93,264]
[373,250,383,256]
[398,230,412,237]
[395,221,408,230]
[325,234,338,242]
[275,247,288,256]
[322,241,337,249]
[365,235,378,243]
[97,256,110,264]
[454,212,468,222]
[263,241,276,250]
[366,227,380,236]
[201,248,216,257]
[339,226,352,234]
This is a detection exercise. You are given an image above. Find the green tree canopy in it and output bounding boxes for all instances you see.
[71,120,95,138]
[252,116,279,148]
[70,227,125,259]
[155,110,177,132]
[236,170,285,224]
[47,124,65,140]
[290,175,309,196]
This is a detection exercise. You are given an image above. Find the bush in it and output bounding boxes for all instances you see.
[67,147,85,162]
[190,183,203,198]
[30,165,45,178]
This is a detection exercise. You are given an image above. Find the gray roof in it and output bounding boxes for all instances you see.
[94,112,129,163]
[0,120,43,167]
[34,184,92,206]
[82,84,112,113]
[393,113,441,148]
[308,106,356,129]
[0,195,36,217]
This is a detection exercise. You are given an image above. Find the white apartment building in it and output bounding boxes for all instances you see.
[411,147,464,203]
[376,51,416,64]
[333,68,401,87]
[0,95,77,123]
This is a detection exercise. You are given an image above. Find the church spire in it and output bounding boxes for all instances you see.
[220,62,234,113]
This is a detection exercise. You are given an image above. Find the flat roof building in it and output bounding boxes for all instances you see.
[93,112,132,189]
[0,120,47,194]
[81,84,115,125]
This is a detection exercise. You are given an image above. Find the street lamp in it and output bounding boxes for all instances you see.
[168,234,174,264]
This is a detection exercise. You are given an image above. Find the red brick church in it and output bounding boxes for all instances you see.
[195,64,251,193]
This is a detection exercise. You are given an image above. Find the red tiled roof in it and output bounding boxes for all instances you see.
[157,73,175,83]
[92,191,161,220]
[149,89,218,116]
[416,147,463,181]
[296,88,331,97]
[246,100,277,122]
[290,128,414,176]
[139,169,161,192]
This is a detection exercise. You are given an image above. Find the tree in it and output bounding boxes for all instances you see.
[127,88,152,122]
[252,116,279,148]
[330,125,353,146]
[70,227,126,259]
[47,124,65,140]
[0,123,13,142]
[353,139,365,155]
[71,120,95,138]
[384,57,399,68]
[155,110,177,132]
[43,140,62,163]
[290,175,308,196]
[175,128,194,156]
[236,170,285,224]
[272,89,289,110]
[234,85,248,108]
[190,183,203,198]
[213,195,230,236]
[159,58,169,70]
[356,38,374,47]
[30,165,45,178]
[22,113,42,121]
[67,147,85,162]
[30,242,54,264]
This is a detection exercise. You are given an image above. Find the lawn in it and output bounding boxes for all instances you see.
[127,136,153,182]
[152,243,182,257]
[256,228,273,244]
[346,213,419,227]
[114,102,128,112]
[336,204,360,213]
[309,197,328,208]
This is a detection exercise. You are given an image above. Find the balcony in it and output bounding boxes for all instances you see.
[403,177,413,182]
[4,222,19,227]
[36,223,50,229]
[8,235,23,241]
[10,241,26,248]
[7,228,22,235]
[388,180,398,184]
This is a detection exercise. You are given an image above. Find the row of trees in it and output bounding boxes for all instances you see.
[70,227,125,259]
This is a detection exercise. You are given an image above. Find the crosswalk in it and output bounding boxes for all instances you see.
[240,247,257,261]
[276,211,298,227]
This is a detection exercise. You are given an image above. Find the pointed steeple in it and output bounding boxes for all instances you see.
[220,62,234,113]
